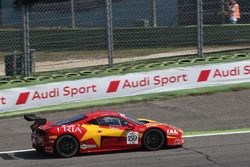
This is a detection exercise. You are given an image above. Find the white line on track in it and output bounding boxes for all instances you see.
[183,130,250,138]
[1,130,250,155]
[0,149,35,154]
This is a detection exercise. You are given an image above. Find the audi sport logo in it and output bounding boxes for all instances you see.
[16,84,97,105]
[197,65,250,82]
[16,92,30,105]
[197,70,211,82]
[107,74,188,93]
[107,80,120,93]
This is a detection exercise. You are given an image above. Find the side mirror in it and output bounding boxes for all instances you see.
[127,123,135,130]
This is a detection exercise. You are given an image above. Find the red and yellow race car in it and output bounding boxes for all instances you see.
[24,110,184,158]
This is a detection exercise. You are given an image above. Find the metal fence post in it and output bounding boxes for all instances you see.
[70,0,76,29]
[220,0,225,24]
[22,1,32,76]
[152,0,157,27]
[106,0,113,67]
[197,0,203,58]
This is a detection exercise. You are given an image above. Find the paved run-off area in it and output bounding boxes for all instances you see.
[0,89,250,166]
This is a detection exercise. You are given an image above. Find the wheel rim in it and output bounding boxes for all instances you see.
[58,137,77,155]
[145,131,163,148]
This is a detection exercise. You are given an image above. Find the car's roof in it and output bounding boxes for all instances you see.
[85,110,121,118]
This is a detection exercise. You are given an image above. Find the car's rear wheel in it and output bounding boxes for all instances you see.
[142,129,165,151]
[55,135,79,158]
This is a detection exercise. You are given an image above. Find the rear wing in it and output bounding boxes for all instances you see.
[24,114,47,130]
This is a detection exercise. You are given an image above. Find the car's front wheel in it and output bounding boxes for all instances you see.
[142,129,165,151]
[55,135,79,158]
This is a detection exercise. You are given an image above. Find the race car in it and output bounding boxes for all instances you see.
[24,110,184,158]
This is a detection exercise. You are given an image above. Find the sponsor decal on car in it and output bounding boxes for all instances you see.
[174,138,184,145]
[138,128,146,132]
[167,129,178,136]
[80,144,97,149]
[57,125,82,134]
[45,146,53,153]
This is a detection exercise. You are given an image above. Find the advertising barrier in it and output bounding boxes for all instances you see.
[1,60,250,113]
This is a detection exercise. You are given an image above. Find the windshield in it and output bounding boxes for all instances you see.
[51,114,87,126]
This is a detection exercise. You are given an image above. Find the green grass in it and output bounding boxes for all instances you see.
[1,24,250,53]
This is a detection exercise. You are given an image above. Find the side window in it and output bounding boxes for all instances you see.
[87,119,98,125]
[120,118,129,126]
[97,116,129,127]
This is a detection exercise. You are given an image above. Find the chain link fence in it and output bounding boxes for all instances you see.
[0,0,250,78]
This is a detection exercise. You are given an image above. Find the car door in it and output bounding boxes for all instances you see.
[91,116,140,150]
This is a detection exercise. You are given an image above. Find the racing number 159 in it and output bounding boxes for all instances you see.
[127,131,139,144]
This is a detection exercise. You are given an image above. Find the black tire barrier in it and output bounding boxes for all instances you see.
[79,71,93,76]
[52,74,66,79]
[206,57,223,62]
[133,64,147,69]
[162,61,177,66]
[93,70,105,74]
[9,80,25,84]
[37,76,52,81]
[0,80,9,86]
[221,55,235,60]
[233,54,249,58]
[92,70,107,75]
[146,63,162,68]
[23,77,38,82]
[177,59,192,64]
[120,66,135,72]
[106,68,122,72]
[65,73,80,77]
[191,58,207,63]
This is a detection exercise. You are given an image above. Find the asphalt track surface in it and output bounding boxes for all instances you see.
[1,89,250,167]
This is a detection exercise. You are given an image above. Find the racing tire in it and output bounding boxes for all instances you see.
[142,129,165,151]
[55,135,79,158]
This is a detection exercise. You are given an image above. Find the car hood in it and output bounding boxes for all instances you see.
[138,118,171,126]
[137,118,157,123]
[138,118,181,131]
